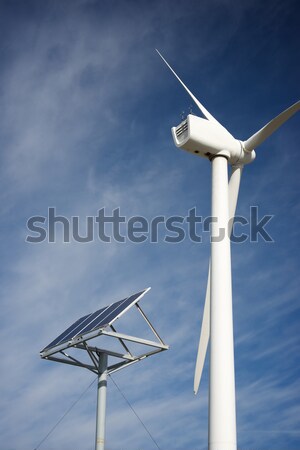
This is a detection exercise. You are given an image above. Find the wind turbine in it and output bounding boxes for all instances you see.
[156,49,299,450]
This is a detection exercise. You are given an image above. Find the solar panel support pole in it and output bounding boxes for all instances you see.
[95,353,108,450]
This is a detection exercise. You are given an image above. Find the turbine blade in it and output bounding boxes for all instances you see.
[194,165,243,395]
[228,165,243,221]
[156,49,233,138]
[194,266,210,395]
[243,100,300,152]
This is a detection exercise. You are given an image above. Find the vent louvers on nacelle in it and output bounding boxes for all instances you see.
[175,120,188,138]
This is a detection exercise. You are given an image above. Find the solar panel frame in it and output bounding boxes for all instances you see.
[41,289,148,353]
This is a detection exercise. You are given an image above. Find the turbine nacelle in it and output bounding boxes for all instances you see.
[172,114,255,165]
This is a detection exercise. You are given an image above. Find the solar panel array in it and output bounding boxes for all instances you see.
[42,289,147,352]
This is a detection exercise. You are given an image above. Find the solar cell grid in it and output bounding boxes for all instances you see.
[70,305,109,339]
[42,289,147,352]
[42,313,91,351]
[96,291,144,328]
[75,298,127,337]
[59,306,105,346]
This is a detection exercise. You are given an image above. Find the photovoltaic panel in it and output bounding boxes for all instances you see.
[97,291,144,328]
[77,299,125,336]
[70,305,110,339]
[43,313,91,351]
[42,304,120,352]
[42,289,147,352]
[57,306,108,345]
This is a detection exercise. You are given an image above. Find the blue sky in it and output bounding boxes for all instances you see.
[0,0,299,449]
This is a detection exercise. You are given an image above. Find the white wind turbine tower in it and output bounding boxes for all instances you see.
[157,49,299,450]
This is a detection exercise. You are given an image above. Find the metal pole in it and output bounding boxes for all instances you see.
[209,155,237,450]
[95,353,108,450]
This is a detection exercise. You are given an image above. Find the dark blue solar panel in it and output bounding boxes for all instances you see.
[42,308,107,351]
[75,298,127,336]
[42,289,147,352]
[95,291,145,328]
[42,313,91,351]
[58,306,108,345]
